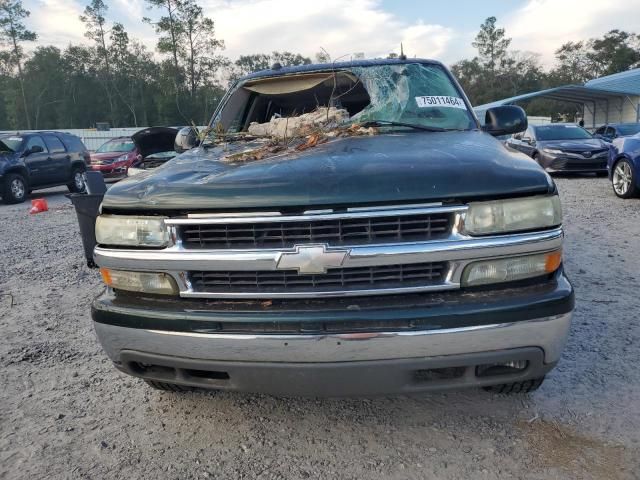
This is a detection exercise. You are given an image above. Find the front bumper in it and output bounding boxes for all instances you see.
[95,314,570,396]
[92,271,574,396]
[89,163,128,179]
[541,153,607,172]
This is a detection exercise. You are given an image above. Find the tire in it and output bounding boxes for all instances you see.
[482,376,545,394]
[1,173,28,204]
[611,159,638,199]
[144,379,194,392]
[67,167,86,193]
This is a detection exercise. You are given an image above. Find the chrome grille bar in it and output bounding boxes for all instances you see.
[165,204,467,224]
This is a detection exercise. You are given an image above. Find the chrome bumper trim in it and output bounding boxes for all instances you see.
[94,228,563,272]
[94,312,572,365]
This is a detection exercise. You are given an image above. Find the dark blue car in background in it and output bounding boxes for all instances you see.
[595,123,640,142]
[608,132,640,198]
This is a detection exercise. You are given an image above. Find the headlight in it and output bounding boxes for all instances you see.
[542,148,564,155]
[115,153,129,162]
[464,195,562,236]
[95,215,169,247]
[462,250,562,287]
[100,268,178,295]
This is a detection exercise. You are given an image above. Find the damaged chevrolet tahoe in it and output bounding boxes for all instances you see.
[89,59,574,396]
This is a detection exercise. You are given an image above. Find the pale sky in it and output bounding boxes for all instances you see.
[21,0,640,67]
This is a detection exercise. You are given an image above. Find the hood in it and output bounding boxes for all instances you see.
[537,138,607,151]
[91,151,130,162]
[102,130,553,211]
[0,150,17,165]
[132,127,178,158]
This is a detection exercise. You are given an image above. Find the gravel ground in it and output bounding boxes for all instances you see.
[1,178,639,480]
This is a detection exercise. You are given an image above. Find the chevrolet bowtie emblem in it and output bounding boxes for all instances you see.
[276,244,349,274]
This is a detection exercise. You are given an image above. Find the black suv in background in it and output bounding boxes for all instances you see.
[0,131,90,204]
[507,124,609,174]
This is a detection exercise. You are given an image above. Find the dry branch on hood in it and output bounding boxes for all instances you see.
[219,107,378,163]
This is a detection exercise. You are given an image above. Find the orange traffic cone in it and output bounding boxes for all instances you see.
[29,198,48,214]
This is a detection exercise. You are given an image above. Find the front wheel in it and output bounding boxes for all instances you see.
[2,173,28,204]
[67,167,86,193]
[612,159,637,198]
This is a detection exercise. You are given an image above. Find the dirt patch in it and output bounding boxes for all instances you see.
[4,341,83,367]
[519,419,633,480]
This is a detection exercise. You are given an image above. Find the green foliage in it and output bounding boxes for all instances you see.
[1,0,37,128]
[587,30,640,76]
[230,51,311,83]
[454,17,640,119]
[471,16,511,73]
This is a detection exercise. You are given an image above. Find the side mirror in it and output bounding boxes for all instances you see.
[174,127,199,153]
[482,106,528,137]
[25,145,44,156]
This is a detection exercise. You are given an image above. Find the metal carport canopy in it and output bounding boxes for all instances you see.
[473,85,639,125]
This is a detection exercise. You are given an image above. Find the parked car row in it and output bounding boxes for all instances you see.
[2,120,638,205]
[505,122,640,199]
[0,127,179,203]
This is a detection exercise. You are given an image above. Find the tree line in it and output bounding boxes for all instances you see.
[452,17,639,119]
[1,1,639,131]
[0,0,316,130]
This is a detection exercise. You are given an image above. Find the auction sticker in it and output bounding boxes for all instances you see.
[415,96,467,110]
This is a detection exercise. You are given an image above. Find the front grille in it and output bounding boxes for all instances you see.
[180,212,453,249]
[551,159,607,170]
[189,262,447,294]
[564,148,608,156]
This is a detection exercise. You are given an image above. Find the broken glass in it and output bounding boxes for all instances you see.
[350,64,475,130]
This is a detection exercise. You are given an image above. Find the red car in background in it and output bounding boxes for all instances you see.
[89,137,140,181]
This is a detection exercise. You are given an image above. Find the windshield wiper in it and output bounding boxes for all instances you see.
[359,120,450,132]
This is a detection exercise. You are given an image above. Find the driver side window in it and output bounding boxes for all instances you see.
[25,136,48,153]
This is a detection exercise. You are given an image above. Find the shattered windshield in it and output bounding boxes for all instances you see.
[0,136,23,153]
[211,62,475,138]
[349,64,475,130]
[201,62,476,162]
